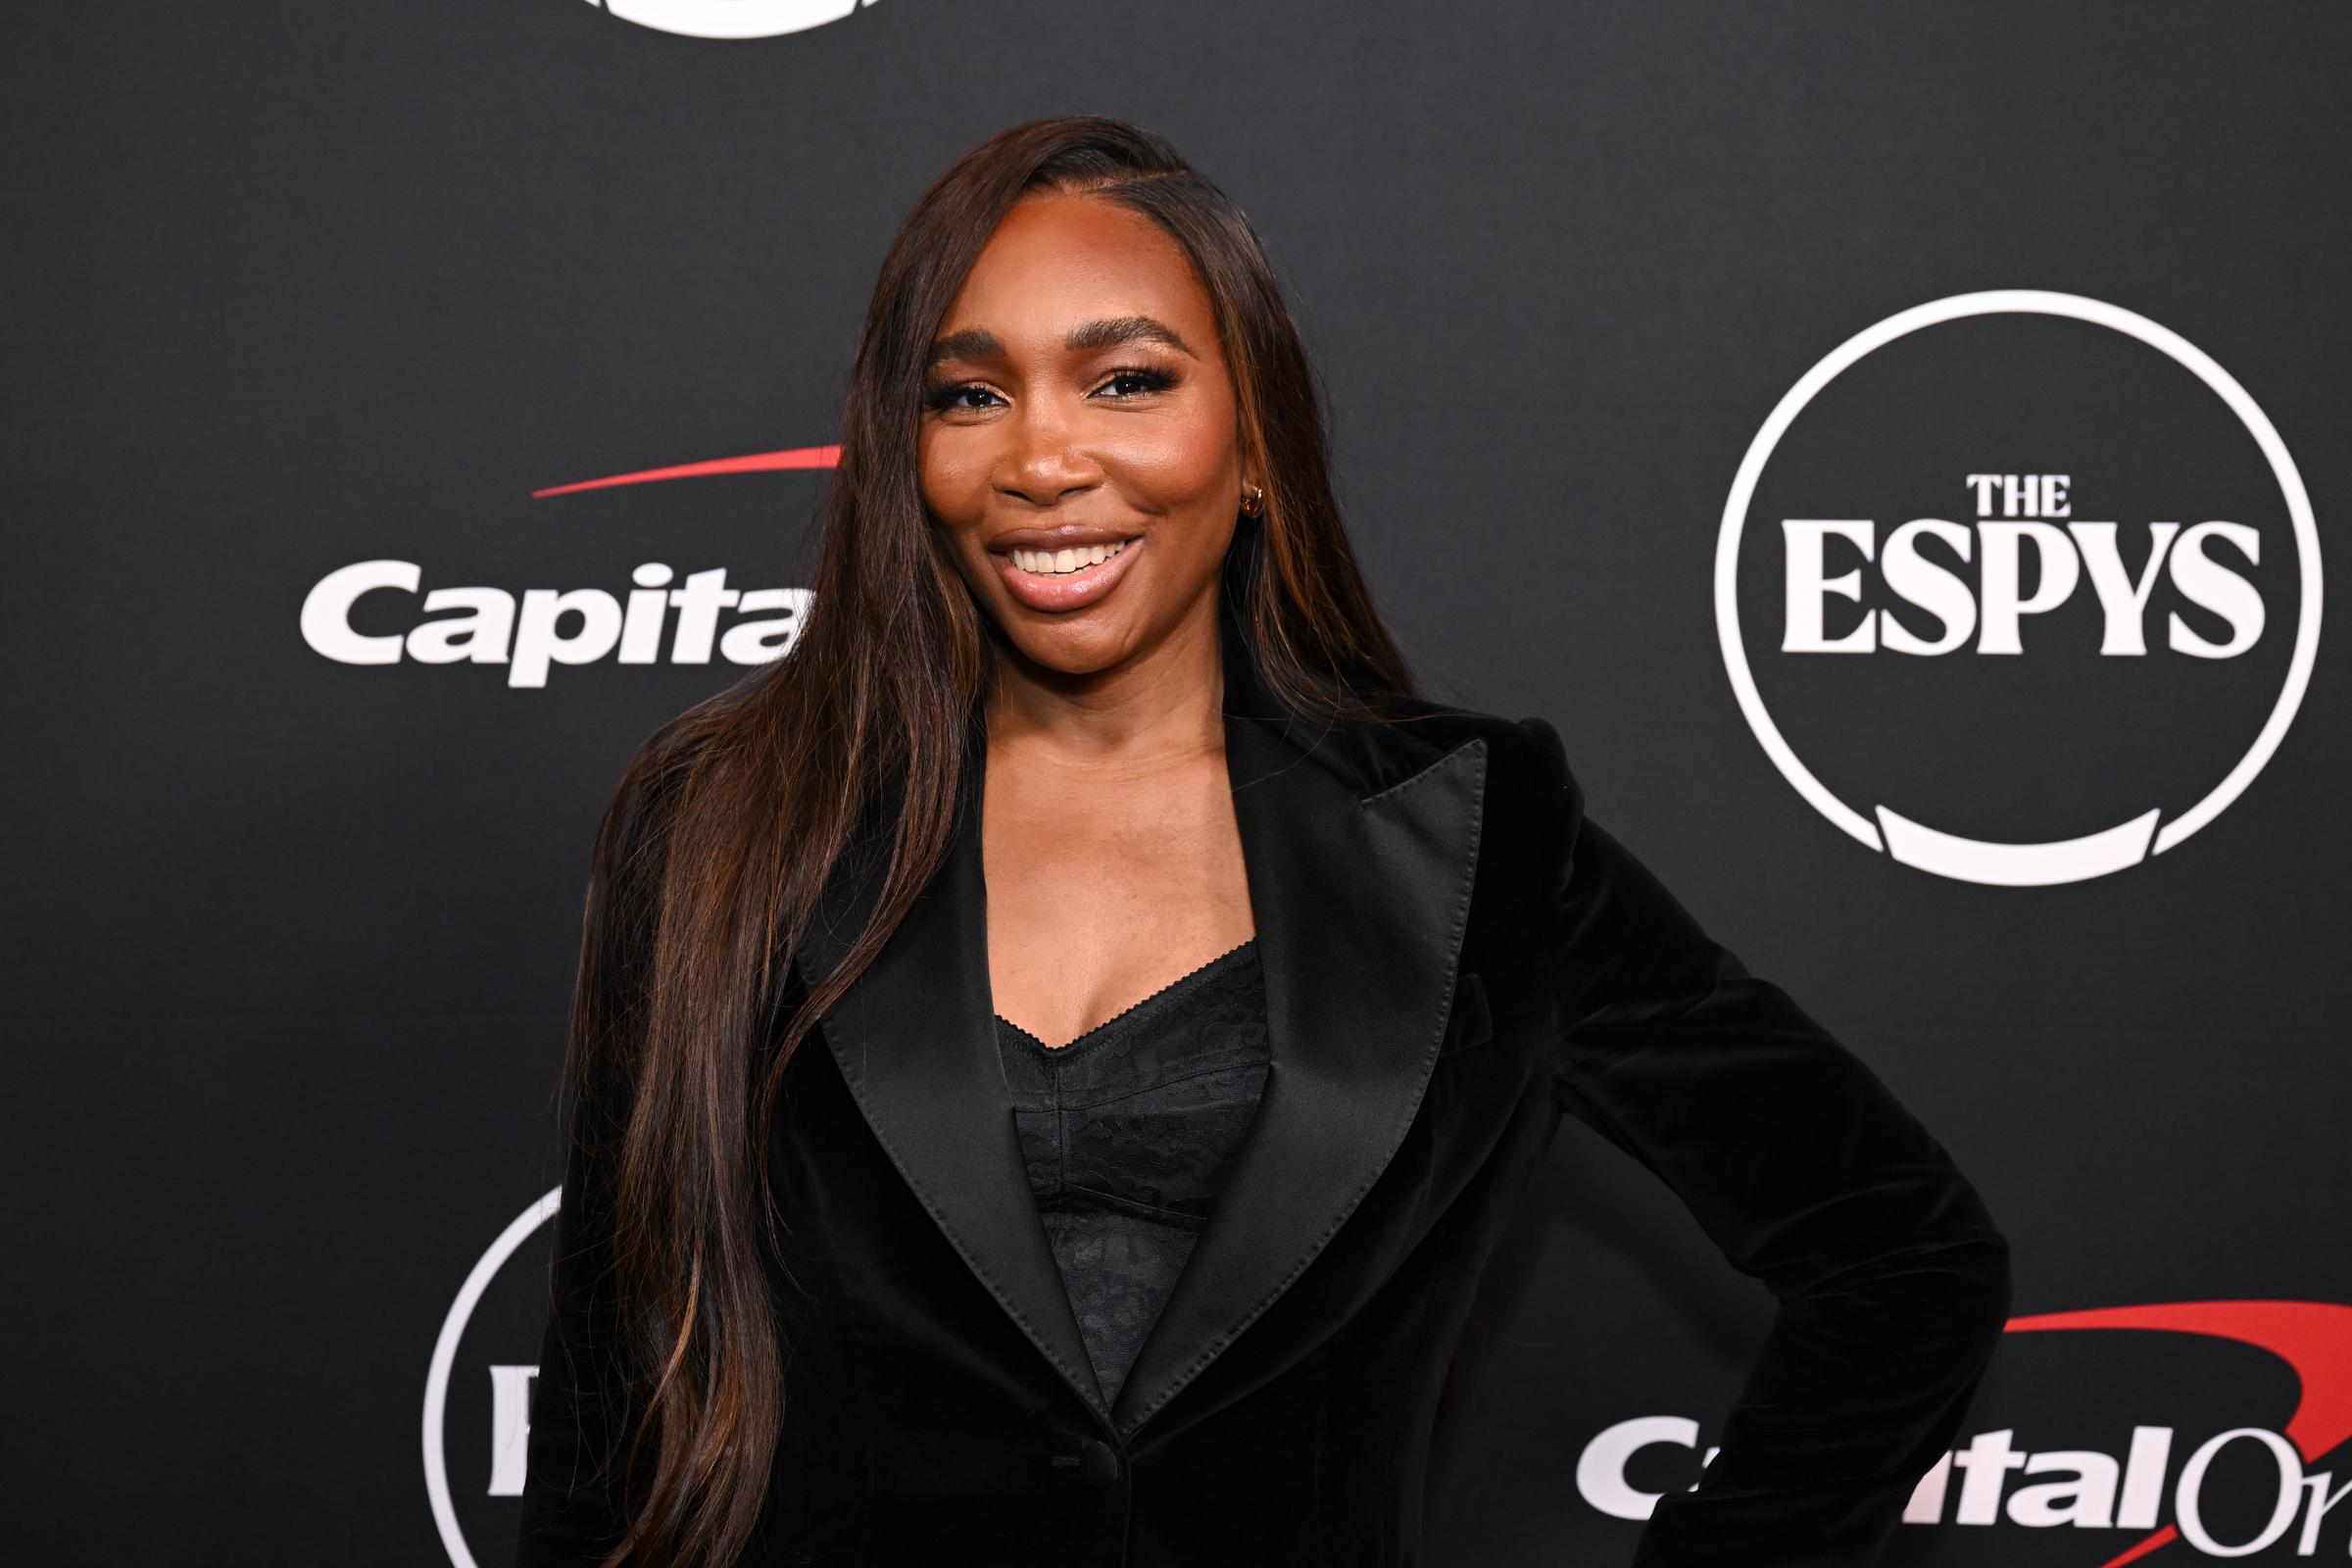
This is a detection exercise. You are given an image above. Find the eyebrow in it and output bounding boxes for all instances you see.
[925,315,1198,367]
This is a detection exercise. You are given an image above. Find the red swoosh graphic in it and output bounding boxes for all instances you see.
[2005,1299,2352,1566]
[531,444,841,498]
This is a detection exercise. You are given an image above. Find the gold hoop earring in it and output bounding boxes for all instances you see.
[1242,486,1265,516]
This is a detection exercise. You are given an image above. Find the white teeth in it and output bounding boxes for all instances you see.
[1010,538,1129,575]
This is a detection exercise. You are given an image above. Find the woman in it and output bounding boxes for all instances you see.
[516,115,2012,1567]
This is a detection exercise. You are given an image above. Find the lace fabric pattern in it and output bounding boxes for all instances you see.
[994,939,1271,1408]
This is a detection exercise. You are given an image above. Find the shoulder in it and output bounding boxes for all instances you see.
[1365,692,1584,813]
[1356,693,1588,878]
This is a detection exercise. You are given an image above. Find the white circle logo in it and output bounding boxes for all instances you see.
[582,0,877,41]
[1716,290,2322,886]
[423,1188,563,1568]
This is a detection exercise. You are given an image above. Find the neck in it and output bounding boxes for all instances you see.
[983,592,1227,774]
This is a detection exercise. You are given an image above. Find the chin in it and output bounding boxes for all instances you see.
[993,617,1138,679]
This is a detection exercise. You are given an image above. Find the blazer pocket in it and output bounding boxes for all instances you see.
[1435,970,1494,1060]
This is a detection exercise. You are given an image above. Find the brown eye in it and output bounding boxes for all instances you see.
[923,381,1002,413]
[1095,368,1179,399]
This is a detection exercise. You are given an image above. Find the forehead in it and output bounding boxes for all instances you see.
[941,192,1218,346]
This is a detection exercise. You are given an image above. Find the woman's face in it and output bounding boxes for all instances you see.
[918,190,1252,680]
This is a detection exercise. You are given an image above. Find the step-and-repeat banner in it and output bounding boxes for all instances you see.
[11,3,2346,1563]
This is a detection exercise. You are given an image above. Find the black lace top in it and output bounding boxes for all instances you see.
[993,938,1270,1409]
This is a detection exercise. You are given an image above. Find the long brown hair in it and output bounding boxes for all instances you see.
[557,114,1420,1566]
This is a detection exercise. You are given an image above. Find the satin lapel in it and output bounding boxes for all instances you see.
[1109,653,1491,1440]
[789,751,1112,1427]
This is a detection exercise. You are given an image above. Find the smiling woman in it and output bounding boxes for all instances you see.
[918,220,1248,624]
[913,188,1275,1044]
[516,115,2012,1568]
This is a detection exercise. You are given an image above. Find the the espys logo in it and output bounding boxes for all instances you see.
[428,1190,2352,1566]
[1718,290,2322,886]
[580,0,877,41]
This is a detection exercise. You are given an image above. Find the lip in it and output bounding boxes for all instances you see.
[990,532,1143,613]
[987,522,1138,551]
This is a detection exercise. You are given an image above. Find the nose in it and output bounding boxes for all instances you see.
[995,395,1103,509]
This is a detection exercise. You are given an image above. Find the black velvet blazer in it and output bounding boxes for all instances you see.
[517,611,2014,1567]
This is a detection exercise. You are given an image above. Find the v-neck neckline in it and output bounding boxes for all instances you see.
[994,937,1259,1054]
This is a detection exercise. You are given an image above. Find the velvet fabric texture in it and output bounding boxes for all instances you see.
[517,604,2014,1566]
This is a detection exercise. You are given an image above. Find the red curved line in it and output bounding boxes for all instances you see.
[2093,1524,2179,1567]
[531,444,841,498]
[2004,1299,2352,1567]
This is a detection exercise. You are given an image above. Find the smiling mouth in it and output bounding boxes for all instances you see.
[1004,538,1134,575]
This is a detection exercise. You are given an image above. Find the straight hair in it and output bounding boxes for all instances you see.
[554,114,1420,1566]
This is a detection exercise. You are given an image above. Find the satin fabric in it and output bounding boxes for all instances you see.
[517,601,2013,1566]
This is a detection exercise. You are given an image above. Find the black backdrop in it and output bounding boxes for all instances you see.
[8,4,2348,1563]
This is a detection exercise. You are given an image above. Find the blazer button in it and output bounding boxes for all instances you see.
[1077,1440,1121,1487]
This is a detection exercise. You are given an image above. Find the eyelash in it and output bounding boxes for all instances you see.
[921,365,1179,413]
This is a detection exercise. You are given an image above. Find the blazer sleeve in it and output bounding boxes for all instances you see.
[514,758,668,1564]
[1517,716,2013,1566]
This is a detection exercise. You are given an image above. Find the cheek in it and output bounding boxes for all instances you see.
[1107,408,1239,506]
[917,427,987,523]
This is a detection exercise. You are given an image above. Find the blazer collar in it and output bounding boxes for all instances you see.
[791,602,1490,1441]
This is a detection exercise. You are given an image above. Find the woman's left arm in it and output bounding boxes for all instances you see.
[1517,716,2014,1566]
